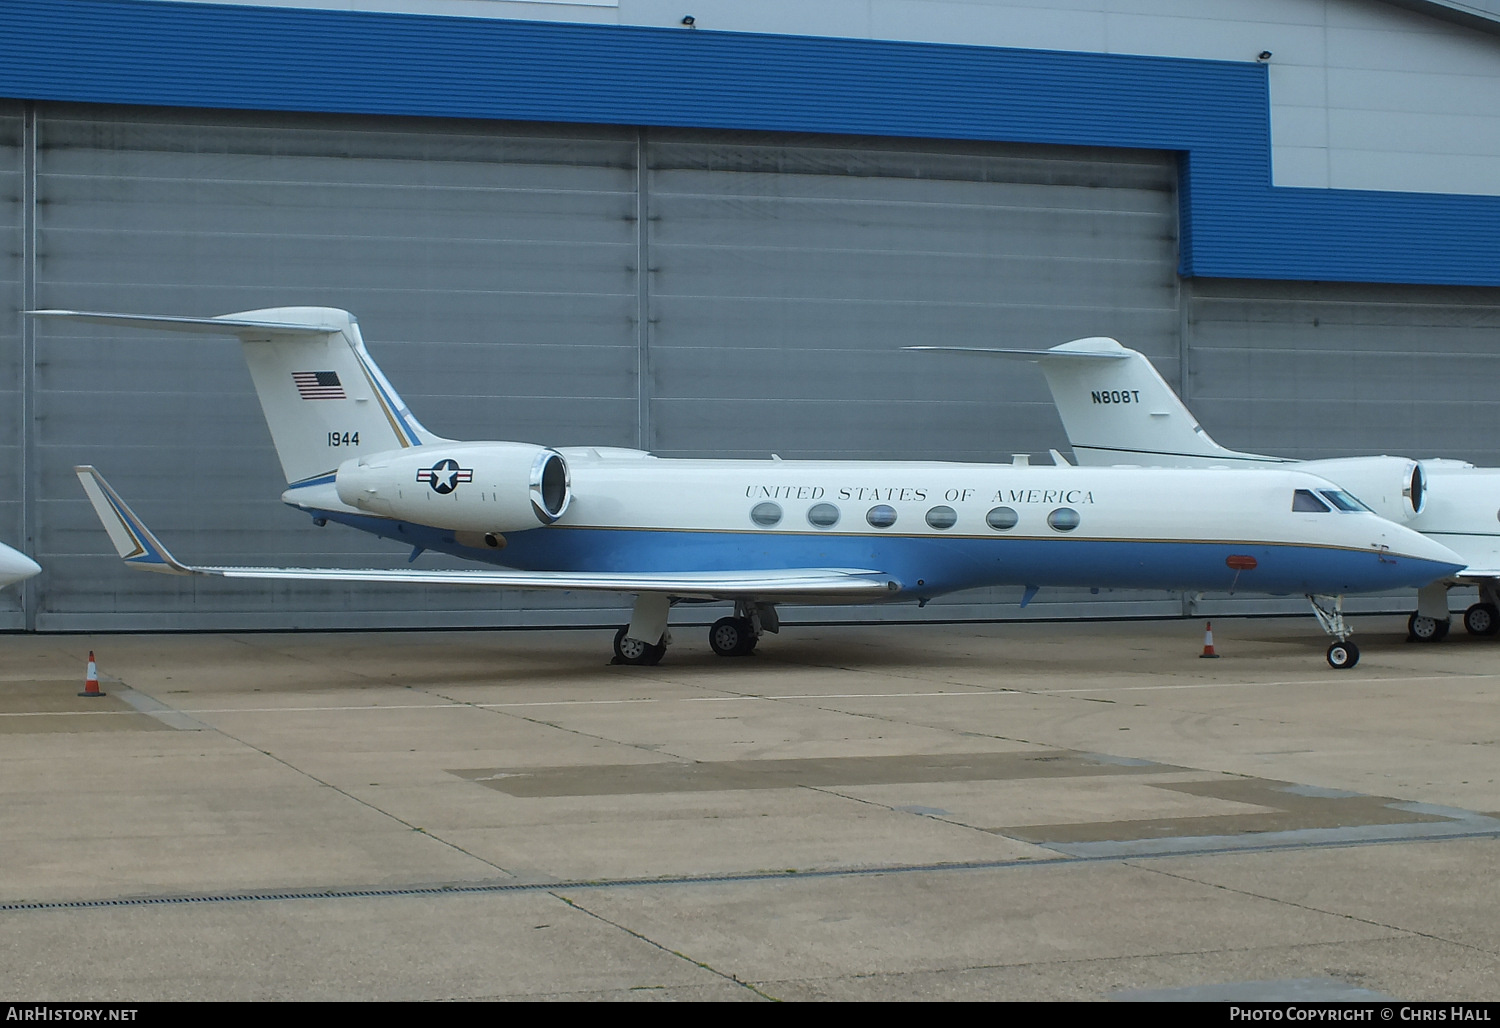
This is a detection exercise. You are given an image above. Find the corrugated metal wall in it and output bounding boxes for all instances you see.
[1187,279,1500,467]
[20,103,1184,630]
[33,105,643,630]
[12,102,1500,633]
[645,131,1180,462]
[0,102,22,629]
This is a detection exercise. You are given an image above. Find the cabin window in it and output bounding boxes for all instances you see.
[925,506,958,530]
[1047,507,1080,532]
[1319,490,1369,513]
[986,507,1019,531]
[1292,489,1330,513]
[866,505,898,528]
[807,502,840,528]
[750,502,782,527]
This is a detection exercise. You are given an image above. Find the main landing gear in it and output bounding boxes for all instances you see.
[612,593,671,666]
[1308,594,1360,669]
[611,597,780,665]
[1416,600,1500,640]
[1408,579,1500,642]
[1407,611,1450,642]
[1463,601,1499,637]
[612,625,666,666]
[709,617,757,657]
[708,603,778,658]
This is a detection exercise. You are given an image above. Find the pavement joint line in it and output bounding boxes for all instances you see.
[0,692,1037,717]
[115,687,206,731]
[1036,673,1500,692]
[552,893,776,1001]
[9,676,1492,718]
[7,824,1497,915]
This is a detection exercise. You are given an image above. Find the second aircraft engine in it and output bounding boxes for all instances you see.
[335,441,571,532]
[1300,456,1426,522]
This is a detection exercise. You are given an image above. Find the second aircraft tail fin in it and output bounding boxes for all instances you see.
[910,337,1281,466]
[32,307,447,484]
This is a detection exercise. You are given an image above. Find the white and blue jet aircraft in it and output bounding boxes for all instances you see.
[35,307,1464,669]
[926,337,1500,645]
[0,541,40,590]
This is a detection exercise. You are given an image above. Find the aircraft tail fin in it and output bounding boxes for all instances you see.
[909,338,1280,466]
[33,308,446,484]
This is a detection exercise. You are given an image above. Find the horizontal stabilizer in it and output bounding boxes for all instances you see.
[905,344,1129,360]
[29,309,343,336]
[75,467,899,601]
[45,307,443,483]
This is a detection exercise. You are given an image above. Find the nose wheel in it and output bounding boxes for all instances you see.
[1308,594,1360,670]
[1326,640,1360,670]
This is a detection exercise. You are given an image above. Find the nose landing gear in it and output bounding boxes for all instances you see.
[1309,594,1360,670]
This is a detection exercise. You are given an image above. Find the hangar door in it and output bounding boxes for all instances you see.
[642,130,1182,622]
[19,106,1180,630]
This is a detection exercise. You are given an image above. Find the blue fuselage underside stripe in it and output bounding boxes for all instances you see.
[302,507,1450,598]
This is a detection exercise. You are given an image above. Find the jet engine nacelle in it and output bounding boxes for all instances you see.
[1300,456,1426,522]
[335,441,571,532]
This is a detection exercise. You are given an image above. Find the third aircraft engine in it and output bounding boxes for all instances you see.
[1300,456,1426,522]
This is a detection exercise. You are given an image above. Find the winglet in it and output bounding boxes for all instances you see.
[74,467,196,575]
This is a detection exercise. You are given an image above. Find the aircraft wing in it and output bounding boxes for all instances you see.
[75,467,900,601]
[1420,535,1500,583]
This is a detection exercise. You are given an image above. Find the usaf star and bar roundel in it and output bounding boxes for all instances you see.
[417,459,474,495]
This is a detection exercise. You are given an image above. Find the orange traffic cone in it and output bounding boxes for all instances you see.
[1199,622,1220,659]
[78,650,106,697]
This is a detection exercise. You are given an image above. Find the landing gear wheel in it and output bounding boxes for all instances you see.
[1464,602,1500,636]
[709,616,757,657]
[1407,612,1451,642]
[1326,641,1360,670]
[613,626,665,666]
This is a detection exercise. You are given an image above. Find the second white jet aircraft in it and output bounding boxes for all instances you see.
[927,337,1499,645]
[38,308,1463,669]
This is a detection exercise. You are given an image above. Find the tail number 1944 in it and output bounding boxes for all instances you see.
[328,432,361,447]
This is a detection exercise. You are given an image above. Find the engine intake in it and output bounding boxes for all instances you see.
[1300,456,1426,522]
[335,441,571,532]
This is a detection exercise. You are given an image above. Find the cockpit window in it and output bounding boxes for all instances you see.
[1292,489,1330,513]
[1319,490,1370,513]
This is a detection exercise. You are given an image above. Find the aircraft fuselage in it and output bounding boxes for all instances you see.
[288,455,1460,601]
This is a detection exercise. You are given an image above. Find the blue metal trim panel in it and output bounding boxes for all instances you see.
[1,0,1497,285]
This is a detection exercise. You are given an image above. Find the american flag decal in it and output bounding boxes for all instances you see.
[292,371,345,400]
